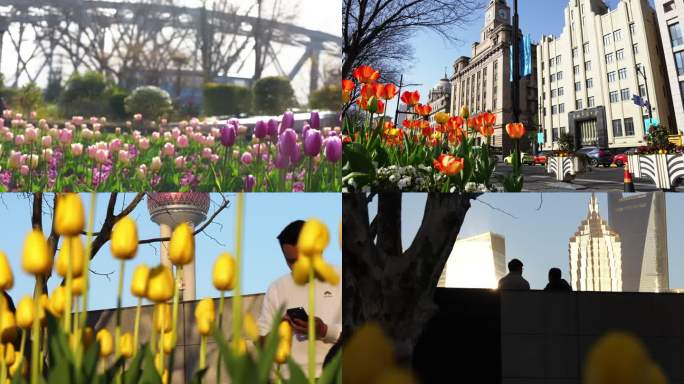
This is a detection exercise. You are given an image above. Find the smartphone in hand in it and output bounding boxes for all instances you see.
[286,307,309,322]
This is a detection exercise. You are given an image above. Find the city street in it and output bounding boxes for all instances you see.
[494,164,684,192]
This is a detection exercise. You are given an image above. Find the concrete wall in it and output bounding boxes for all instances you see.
[86,293,264,384]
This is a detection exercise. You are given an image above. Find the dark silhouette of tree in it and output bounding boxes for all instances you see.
[342,0,486,79]
[342,192,476,363]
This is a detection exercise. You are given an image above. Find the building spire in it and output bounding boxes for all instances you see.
[589,193,599,214]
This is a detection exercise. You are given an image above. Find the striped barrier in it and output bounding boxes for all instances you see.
[627,153,684,190]
[546,156,586,182]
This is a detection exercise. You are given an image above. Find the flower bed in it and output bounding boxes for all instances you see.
[0,111,341,192]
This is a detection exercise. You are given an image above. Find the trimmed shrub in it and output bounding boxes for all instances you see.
[252,76,296,115]
[124,86,172,121]
[61,71,109,117]
[309,84,341,111]
[203,83,252,116]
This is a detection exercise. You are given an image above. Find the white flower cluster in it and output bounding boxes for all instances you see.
[376,165,433,191]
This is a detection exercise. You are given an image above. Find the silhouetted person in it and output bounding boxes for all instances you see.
[544,268,572,292]
[498,259,530,290]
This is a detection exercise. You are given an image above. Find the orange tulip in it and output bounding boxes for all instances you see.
[466,116,478,131]
[400,91,420,107]
[506,122,526,139]
[353,65,380,84]
[376,99,385,114]
[479,124,495,137]
[433,154,464,176]
[479,112,496,127]
[382,123,404,146]
[415,104,432,117]
[447,116,464,132]
[360,83,379,99]
[376,83,398,100]
[342,79,355,103]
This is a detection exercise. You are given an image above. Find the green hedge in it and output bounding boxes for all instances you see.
[203,83,252,116]
[253,76,296,115]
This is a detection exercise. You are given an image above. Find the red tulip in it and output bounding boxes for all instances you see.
[377,83,399,100]
[353,65,380,84]
[415,104,432,117]
[506,122,526,139]
[433,154,464,176]
[400,91,421,107]
[480,112,496,127]
[360,83,379,99]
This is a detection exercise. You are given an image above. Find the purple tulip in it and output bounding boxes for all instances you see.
[244,175,256,192]
[309,111,320,129]
[290,143,302,164]
[302,123,311,140]
[267,118,279,137]
[278,128,298,156]
[280,111,294,133]
[324,136,342,162]
[220,124,236,147]
[275,152,290,169]
[228,118,239,129]
[254,120,268,139]
[304,129,322,157]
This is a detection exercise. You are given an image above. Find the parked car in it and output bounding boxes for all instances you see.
[576,146,613,167]
[503,152,535,165]
[611,148,639,167]
[533,151,549,166]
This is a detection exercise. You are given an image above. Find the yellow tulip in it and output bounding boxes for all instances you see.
[110,216,138,260]
[162,332,175,354]
[232,338,247,355]
[583,332,650,384]
[96,328,113,357]
[120,332,134,359]
[297,219,330,259]
[194,298,215,336]
[459,105,470,119]
[155,352,164,373]
[83,327,95,347]
[243,314,259,341]
[212,252,236,291]
[640,362,667,384]
[146,265,174,303]
[37,294,48,325]
[15,296,34,329]
[0,343,15,365]
[47,286,67,318]
[55,237,85,277]
[0,251,12,290]
[161,369,169,384]
[274,339,290,364]
[168,223,194,266]
[131,264,150,298]
[434,111,450,125]
[342,323,396,384]
[313,257,340,285]
[9,354,23,376]
[292,257,312,285]
[71,276,85,296]
[54,193,85,237]
[275,321,292,364]
[153,303,172,333]
[0,312,16,344]
[278,320,292,342]
[21,229,51,276]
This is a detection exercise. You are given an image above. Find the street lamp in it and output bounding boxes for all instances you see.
[511,0,521,166]
[635,64,654,122]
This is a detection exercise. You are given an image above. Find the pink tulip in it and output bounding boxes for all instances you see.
[172,128,181,138]
[151,156,162,172]
[71,143,83,156]
[14,135,24,145]
[115,127,121,135]
[161,118,168,125]
[90,117,98,124]
[110,139,122,152]
[4,132,13,141]
[8,151,21,169]
[134,113,143,121]
[118,150,130,164]
[202,147,213,159]
[138,138,150,150]
[95,149,109,163]
[41,136,52,148]
[42,149,53,162]
[82,129,94,140]
[210,154,219,163]
[59,129,73,144]
[162,142,175,157]
[28,154,39,168]
[175,156,186,168]
[25,127,38,142]
[241,152,253,165]
[137,164,147,178]
[163,132,172,141]
[177,135,189,148]
[20,165,29,176]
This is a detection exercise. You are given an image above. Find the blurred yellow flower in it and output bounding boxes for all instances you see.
[83,327,95,347]
[146,265,174,303]
[120,332,134,359]
[0,343,15,365]
[96,328,113,358]
[8,354,23,376]
[168,223,194,266]
[243,313,259,341]
[0,251,13,290]
[71,276,85,296]
[130,264,150,298]
[343,323,396,384]
[459,105,470,119]
[275,321,292,364]
[21,229,51,276]
[111,216,138,260]
[47,286,67,318]
[297,219,330,259]
[583,332,656,384]
[434,111,450,125]
[212,252,236,291]
[0,311,16,344]
[56,237,85,277]
[162,331,175,354]
[313,257,340,285]
[15,296,34,329]
[292,257,312,285]
[153,303,172,333]
[54,193,85,237]
[194,298,215,336]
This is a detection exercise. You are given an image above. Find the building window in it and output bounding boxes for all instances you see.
[575,81,581,91]
[551,89,557,98]
[543,107,546,116]
[574,65,580,75]
[612,119,623,137]
[551,73,556,82]
[639,84,647,97]
[608,71,616,83]
[633,43,639,54]
[605,53,614,64]
[550,57,555,67]
[669,22,683,47]
[557,71,563,81]
[583,43,590,54]
[552,105,557,114]
[552,127,559,141]
[586,78,593,88]
[675,51,684,75]
[618,68,628,80]
[556,55,562,65]
[585,61,592,71]
[679,82,684,114]
[616,49,624,61]
[558,87,564,97]
[610,91,619,103]
[603,34,611,45]
[664,1,675,13]
[588,96,595,107]
[613,29,623,41]
[630,23,636,35]
[542,61,545,70]
[573,47,578,58]
[559,103,565,113]
[624,118,635,136]
[576,99,583,109]
[621,88,630,101]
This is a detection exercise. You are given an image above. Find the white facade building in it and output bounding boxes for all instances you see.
[656,0,684,132]
[569,194,623,292]
[438,232,507,289]
[537,0,674,150]
[427,75,452,124]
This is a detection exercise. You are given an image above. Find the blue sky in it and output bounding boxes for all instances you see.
[389,0,655,114]
[370,193,684,290]
[2,193,341,310]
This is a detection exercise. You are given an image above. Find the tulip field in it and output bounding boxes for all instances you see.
[0,111,342,192]
[0,193,342,383]
[342,65,527,192]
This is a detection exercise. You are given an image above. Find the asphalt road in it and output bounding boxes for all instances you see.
[494,163,684,192]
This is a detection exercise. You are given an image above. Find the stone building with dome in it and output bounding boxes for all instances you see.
[427,75,452,124]
[448,0,538,153]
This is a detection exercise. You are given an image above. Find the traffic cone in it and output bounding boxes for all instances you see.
[624,163,635,192]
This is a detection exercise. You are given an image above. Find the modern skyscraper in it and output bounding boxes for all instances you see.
[537,0,674,150]
[655,0,684,133]
[607,192,669,292]
[438,232,507,289]
[449,0,537,152]
[569,194,623,292]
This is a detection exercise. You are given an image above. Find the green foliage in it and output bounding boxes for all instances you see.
[252,77,296,115]
[61,71,110,117]
[309,84,341,111]
[203,83,252,116]
[15,83,45,116]
[124,86,172,121]
[107,87,129,120]
[44,76,63,103]
[558,131,574,152]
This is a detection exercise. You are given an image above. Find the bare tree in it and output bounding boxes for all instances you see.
[342,0,487,79]
[252,0,297,80]
[342,192,475,364]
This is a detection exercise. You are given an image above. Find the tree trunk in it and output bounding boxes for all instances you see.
[342,192,474,364]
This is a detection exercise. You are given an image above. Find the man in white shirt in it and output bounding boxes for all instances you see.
[258,220,342,377]
[498,258,531,290]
